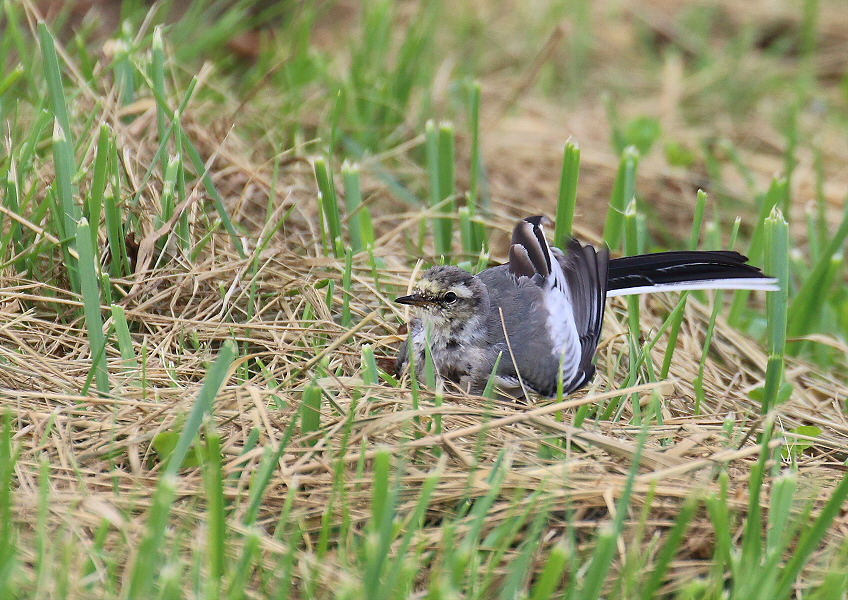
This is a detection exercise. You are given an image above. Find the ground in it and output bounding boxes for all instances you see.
[1,0,847,597]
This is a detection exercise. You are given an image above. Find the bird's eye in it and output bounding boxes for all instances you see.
[443,291,458,303]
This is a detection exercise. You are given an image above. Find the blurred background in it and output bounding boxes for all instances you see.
[31,0,848,244]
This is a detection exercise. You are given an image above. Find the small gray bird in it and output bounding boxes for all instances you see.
[396,216,778,399]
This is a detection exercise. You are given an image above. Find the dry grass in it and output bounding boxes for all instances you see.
[4,153,848,592]
[3,0,848,596]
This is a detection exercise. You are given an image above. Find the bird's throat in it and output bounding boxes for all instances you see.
[411,311,487,384]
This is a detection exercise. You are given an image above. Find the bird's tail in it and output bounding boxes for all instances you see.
[606,251,778,298]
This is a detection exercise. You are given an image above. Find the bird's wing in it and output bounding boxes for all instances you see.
[500,216,609,396]
[555,239,609,394]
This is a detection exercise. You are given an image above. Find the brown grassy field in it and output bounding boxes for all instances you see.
[2,0,848,597]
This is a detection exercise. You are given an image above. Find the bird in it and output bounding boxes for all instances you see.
[395,216,778,399]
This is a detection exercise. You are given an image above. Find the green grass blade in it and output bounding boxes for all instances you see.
[173,127,190,249]
[3,159,24,271]
[459,206,475,256]
[52,121,80,291]
[87,124,111,250]
[554,139,580,245]
[705,472,733,580]
[76,218,109,396]
[203,423,226,586]
[301,381,322,444]
[766,471,798,557]
[624,197,641,423]
[739,416,774,582]
[688,189,708,250]
[580,525,617,600]
[729,177,785,325]
[159,155,179,226]
[467,79,483,213]
[529,538,568,600]
[342,248,353,327]
[314,156,343,257]
[114,24,136,106]
[35,456,50,599]
[603,146,639,251]
[151,26,169,176]
[38,22,72,144]
[110,305,138,373]
[481,352,504,400]
[426,120,455,257]
[361,344,379,386]
[763,207,789,412]
[0,414,19,594]
[225,529,259,600]
[0,64,24,97]
[342,161,373,253]
[583,427,648,599]
[437,122,456,214]
[364,447,394,596]
[466,80,488,251]
[104,138,130,278]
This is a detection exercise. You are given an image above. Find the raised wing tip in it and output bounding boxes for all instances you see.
[510,218,552,278]
[523,215,552,228]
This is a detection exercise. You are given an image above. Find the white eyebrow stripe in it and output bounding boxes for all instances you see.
[451,286,474,298]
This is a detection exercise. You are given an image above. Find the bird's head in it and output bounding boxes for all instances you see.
[396,266,489,335]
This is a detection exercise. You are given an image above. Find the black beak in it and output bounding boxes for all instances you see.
[395,293,433,307]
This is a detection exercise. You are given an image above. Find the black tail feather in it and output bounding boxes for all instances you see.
[607,251,769,292]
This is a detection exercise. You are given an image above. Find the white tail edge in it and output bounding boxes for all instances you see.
[605,278,780,298]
